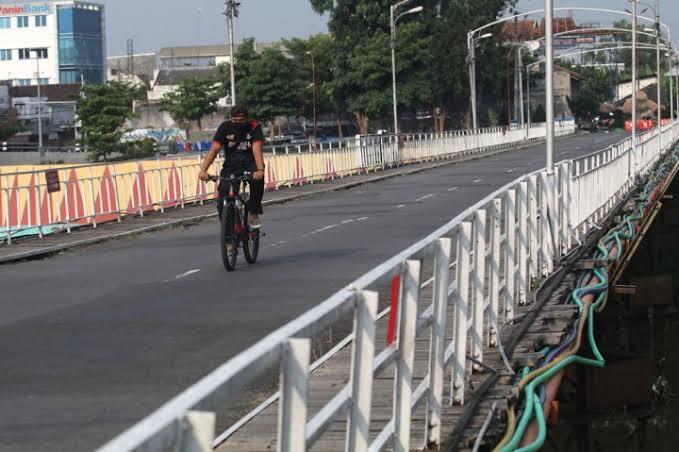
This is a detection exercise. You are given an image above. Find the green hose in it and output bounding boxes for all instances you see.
[497,146,679,452]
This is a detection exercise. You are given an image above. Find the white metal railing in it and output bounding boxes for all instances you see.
[0,121,574,244]
[96,121,677,452]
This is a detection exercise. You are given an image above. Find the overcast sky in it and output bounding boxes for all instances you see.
[1,0,677,56]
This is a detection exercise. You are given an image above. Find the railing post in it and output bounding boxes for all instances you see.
[111,165,122,222]
[452,222,472,405]
[180,411,216,452]
[277,338,310,452]
[471,209,486,369]
[178,156,186,209]
[560,162,572,253]
[345,290,378,452]
[157,159,165,213]
[539,171,554,275]
[504,190,517,321]
[488,199,502,347]
[426,238,452,448]
[393,259,421,452]
[517,182,529,305]
[88,166,98,228]
[4,175,11,245]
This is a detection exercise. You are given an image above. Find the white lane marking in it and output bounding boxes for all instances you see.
[448,187,459,191]
[318,224,338,232]
[396,204,407,208]
[416,193,435,202]
[175,269,201,280]
[342,219,355,224]
[302,224,339,238]
[473,179,483,183]
[357,217,369,221]
[507,168,516,173]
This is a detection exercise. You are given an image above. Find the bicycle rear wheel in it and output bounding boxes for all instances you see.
[242,206,260,264]
[221,203,238,271]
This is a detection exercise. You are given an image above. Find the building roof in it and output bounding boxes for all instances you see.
[153,68,217,86]
[9,84,82,102]
[159,42,283,59]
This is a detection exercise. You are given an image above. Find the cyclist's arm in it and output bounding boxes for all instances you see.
[199,141,222,180]
[253,140,264,171]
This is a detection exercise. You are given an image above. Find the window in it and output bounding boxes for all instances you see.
[0,49,11,61]
[17,16,29,28]
[35,15,47,27]
[18,48,31,60]
[0,17,10,29]
[17,79,31,86]
[39,78,49,85]
[34,48,48,59]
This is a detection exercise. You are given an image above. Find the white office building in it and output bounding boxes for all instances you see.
[0,1,105,87]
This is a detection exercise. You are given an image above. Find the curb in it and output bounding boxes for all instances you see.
[0,136,567,264]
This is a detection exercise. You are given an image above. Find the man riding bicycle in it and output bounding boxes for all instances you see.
[199,105,266,229]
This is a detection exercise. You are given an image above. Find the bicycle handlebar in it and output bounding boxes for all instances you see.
[206,172,252,183]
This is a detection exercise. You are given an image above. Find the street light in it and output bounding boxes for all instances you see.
[467,31,494,129]
[390,1,423,135]
[306,51,317,150]
[222,0,241,107]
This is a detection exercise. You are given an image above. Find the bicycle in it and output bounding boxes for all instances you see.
[207,172,261,271]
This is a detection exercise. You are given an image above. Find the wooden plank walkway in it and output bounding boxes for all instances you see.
[217,258,579,452]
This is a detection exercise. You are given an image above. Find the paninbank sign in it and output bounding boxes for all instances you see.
[0,3,52,16]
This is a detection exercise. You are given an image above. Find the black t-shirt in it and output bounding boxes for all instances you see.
[212,120,264,158]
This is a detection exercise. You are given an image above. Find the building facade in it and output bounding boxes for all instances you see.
[0,1,105,87]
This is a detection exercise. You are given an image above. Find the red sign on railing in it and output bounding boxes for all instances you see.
[45,170,60,193]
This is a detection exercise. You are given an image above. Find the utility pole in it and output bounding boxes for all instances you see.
[307,51,317,149]
[632,0,638,176]
[468,33,478,129]
[223,0,240,107]
[126,38,134,76]
[32,49,44,159]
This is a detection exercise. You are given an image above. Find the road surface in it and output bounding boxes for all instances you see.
[0,132,626,451]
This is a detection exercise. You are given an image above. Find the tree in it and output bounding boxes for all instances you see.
[160,77,221,138]
[77,81,143,162]
[567,65,615,120]
[308,0,436,134]
[238,45,306,139]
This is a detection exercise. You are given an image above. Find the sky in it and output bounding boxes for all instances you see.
[0,0,677,56]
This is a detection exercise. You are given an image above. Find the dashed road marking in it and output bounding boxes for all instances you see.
[416,193,435,202]
[342,219,355,224]
[168,269,201,282]
[448,187,459,191]
[396,204,407,208]
[473,179,483,183]
[357,217,369,221]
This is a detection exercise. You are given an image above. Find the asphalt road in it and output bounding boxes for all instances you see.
[0,132,627,452]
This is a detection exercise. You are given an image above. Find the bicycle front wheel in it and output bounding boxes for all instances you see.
[221,204,238,272]
[243,206,260,264]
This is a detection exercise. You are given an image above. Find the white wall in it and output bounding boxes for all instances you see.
[616,77,657,101]
[0,9,60,84]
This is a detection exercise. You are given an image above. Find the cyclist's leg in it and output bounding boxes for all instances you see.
[246,160,264,216]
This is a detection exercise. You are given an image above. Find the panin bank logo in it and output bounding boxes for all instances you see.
[0,3,52,16]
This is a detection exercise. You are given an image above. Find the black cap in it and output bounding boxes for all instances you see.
[231,104,249,118]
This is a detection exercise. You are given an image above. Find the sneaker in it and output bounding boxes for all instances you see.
[249,214,262,229]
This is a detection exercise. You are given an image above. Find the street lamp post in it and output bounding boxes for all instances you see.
[390,1,423,135]
[31,49,44,159]
[468,32,493,130]
[307,51,317,150]
[631,0,638,175]
[223,0,240,107]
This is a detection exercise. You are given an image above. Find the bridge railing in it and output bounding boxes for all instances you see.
[570,122,679,239]
[0,121,574,244]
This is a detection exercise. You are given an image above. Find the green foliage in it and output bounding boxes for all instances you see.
[77,81,143,162]
[0,122,19,141]
[567,66,615,120]
[160,77,220,133]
